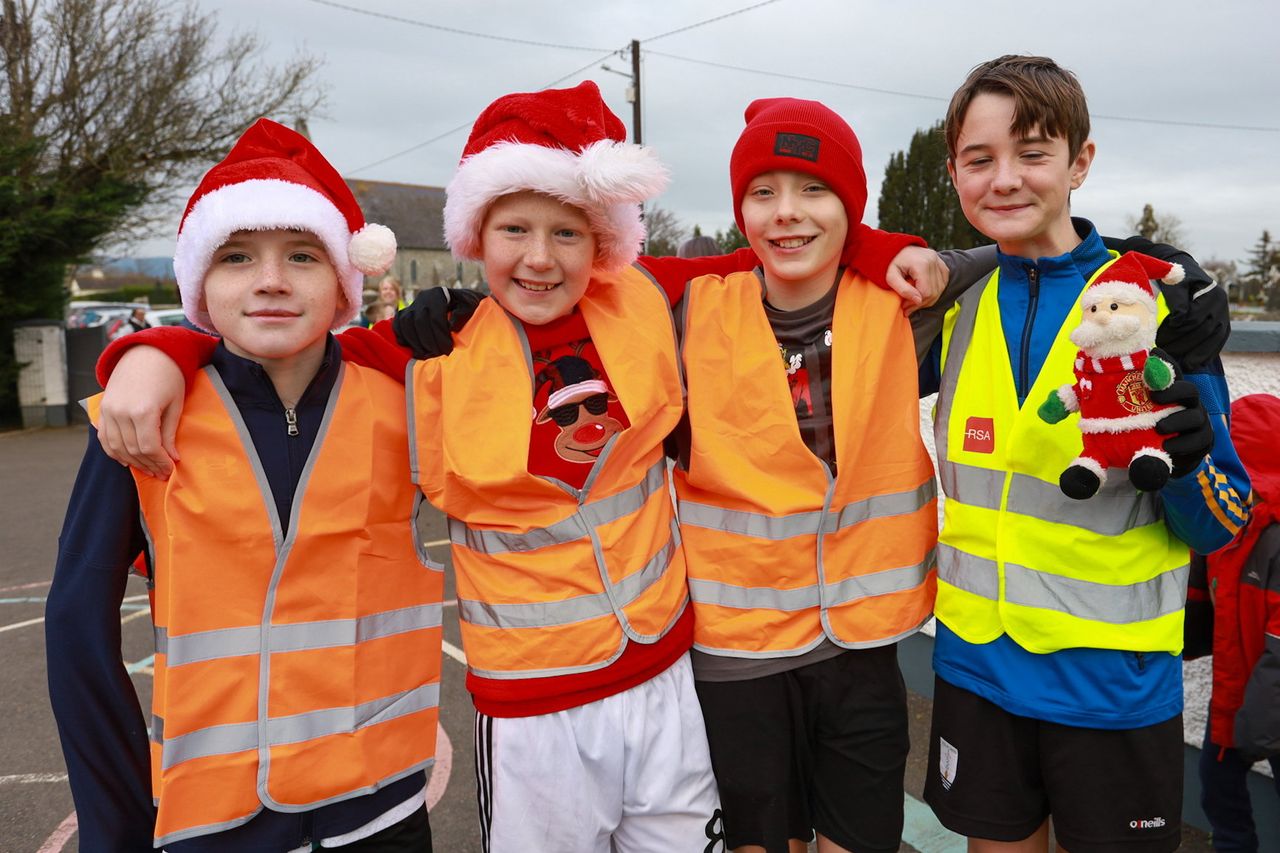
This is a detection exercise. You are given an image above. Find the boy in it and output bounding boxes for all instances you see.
[673,98,938,853]
[1186,393,1280,851]
[922,55,1251,852]
[46,120,443,851]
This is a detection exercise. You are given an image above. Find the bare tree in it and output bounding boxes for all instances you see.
[0,0,323,418]
[1126,203,1188,249]
[643,206,687,258]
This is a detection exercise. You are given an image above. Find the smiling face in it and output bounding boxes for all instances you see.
[200,229,340,368]
[948,92,1095,259]
[739,170,848,309]
[480,191,596,326]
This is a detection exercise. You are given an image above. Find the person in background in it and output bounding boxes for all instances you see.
[127,307,151,333]
[379,274,407,309]
[1186,393,1280,853]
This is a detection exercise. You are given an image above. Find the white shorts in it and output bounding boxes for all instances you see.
[474,652,725,853]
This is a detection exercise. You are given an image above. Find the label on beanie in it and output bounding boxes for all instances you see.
[774,132,820,162]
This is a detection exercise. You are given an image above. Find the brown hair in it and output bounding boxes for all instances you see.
[945,55,1090,160]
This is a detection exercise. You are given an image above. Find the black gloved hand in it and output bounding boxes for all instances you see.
[392,287,485,359]
[1102,235,1229,372]
[1149,349,1214,479]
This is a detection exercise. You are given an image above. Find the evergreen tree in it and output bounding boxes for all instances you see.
[713,223,750,251]
[877,120,988,250]
[1241,230,1275,305]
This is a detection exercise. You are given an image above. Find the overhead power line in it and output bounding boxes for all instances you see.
[301,0,609,52]
[346,51,617,175]
[644,0,782,42]
[647,50,1280,134]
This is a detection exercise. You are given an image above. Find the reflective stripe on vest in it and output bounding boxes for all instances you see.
[95,363,444,847]
[409,265,690,679]
[934,259,1190,654]
[676,268,938,657]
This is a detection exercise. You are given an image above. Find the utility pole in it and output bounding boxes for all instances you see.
[629,39,642,145]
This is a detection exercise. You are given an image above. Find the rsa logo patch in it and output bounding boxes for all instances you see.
[963,417,994,453]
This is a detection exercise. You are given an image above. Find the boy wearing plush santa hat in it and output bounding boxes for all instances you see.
[47,119,442,851]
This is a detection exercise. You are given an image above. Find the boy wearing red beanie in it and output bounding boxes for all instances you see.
[675,97,939,853]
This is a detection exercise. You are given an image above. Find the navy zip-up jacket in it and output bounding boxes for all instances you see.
[46,336,425,851]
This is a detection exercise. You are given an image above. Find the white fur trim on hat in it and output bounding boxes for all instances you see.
[174,179,363,331]
[444,139,669,273]
[1081,280,1158,310]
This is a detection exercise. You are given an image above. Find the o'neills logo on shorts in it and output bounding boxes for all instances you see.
[774,132,820,162]
[963,417,994,453]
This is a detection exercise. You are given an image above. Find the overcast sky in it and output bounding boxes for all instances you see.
[141,0,1279,266]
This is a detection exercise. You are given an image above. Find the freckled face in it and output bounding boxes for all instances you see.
[480,192,596,326]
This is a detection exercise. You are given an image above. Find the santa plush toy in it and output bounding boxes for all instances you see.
[1038,251,1187,500]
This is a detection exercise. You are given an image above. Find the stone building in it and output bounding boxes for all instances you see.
[345,179,486,299]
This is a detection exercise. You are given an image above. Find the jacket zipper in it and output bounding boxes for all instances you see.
[285,407,299,437]
[1018,266,1041,401]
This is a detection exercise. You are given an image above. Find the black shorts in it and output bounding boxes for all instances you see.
[344,805,432,852]
[694,644,909,853]
[923,676,1182,853]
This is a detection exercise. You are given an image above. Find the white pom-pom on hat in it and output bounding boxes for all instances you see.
[349,223,397,275]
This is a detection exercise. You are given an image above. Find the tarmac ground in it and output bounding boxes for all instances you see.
[1,425,1217,851]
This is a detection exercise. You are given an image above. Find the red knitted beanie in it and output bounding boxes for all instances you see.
[729,98,867,243]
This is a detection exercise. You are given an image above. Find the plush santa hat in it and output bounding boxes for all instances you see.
[174,118,396,331]
[1081,250,1184,312]
[444,81,669,273]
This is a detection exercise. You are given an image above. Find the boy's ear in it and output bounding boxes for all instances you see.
[1069,139,1096,190]
[945,157,958,188]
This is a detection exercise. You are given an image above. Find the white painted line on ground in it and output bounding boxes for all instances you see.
[36,810,77,853]
[0,773,68,784]
[423,538,449,548]
[902,792,964,852]
[0,579,51,594]
[442,640,466,665]
[0,616,45,635]
[1,592,152,634]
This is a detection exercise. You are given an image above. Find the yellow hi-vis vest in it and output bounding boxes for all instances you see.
[90,362,443,847]
[676,269,938,656]
[408,267,690,679]
[934,256,1189,654]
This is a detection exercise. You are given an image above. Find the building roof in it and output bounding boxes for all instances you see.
[345,179,447,251]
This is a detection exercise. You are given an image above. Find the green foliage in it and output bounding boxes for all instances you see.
[877,121,989,251]
[713,223,750,252]
[0,120,146,413]
[86,283,180,305]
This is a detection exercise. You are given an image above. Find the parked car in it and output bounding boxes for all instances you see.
[66,301,149,330]
[144,308,187,327]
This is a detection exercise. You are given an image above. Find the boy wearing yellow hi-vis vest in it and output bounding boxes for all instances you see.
[920,55,1251,852]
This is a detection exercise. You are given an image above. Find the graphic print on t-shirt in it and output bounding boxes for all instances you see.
[533,350,624,465]
[778,327,832,419]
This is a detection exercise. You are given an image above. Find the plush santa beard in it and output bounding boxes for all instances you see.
[1069,310,1155,357]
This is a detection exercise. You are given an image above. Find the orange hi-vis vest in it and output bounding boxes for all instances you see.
[676,269,939,656]
[408,267,690,679]
[91,362,444,847]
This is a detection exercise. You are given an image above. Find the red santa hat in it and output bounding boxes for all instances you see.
[444,81,669,273]
[174,118,396,331]
[1081,250,1185,312]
